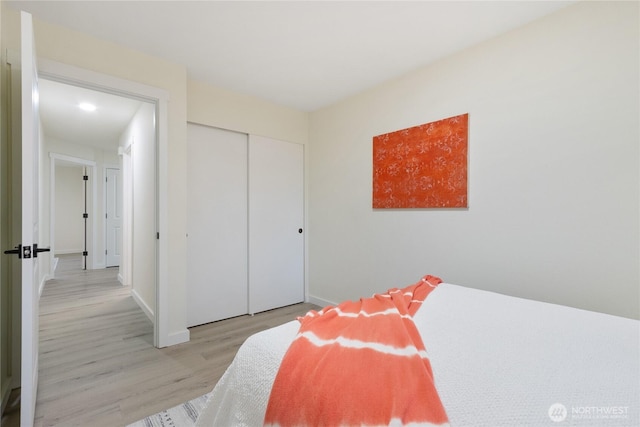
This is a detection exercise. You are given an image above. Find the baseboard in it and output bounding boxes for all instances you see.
[130,290,189,347]
[166,329,190,347]
[52,257,59,271]
[307,294,337,308]
[54,249,82,255]
[117,272,124,285]
[39,274,53,297]
[131,289,154,322]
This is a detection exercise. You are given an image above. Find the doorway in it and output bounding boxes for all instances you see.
[48,156,97,274]
[36,59,167,346]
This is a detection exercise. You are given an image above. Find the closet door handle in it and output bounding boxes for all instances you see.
[298,228,303,234]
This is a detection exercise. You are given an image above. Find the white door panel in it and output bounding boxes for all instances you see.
[9,11,42,427]
[187,124,248,327]
[248,136,304,314]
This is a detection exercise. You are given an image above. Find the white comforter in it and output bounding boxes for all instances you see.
[196,284,640,426]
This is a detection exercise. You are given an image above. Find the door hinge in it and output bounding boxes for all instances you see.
[83,213,88,219]
[157,232,160,239]
[83,175,89,181]
[105,249,108,255]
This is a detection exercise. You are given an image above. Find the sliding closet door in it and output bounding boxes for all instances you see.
[248,135,304,314]
[187,124,248,327]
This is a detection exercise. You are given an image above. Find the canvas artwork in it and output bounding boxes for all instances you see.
[372,113,468,209]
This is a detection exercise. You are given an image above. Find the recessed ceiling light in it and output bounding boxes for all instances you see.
[78,102,97,112]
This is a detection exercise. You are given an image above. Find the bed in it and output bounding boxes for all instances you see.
[195,281,639,426]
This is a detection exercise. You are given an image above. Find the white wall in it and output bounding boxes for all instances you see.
[188,79,309,145]
[119,102,156,317]
[308,1,639,319]
[54,166,83,254]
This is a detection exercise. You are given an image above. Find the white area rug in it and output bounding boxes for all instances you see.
[127,393,210,427]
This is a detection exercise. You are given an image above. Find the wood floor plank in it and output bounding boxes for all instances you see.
[2,254,318,426]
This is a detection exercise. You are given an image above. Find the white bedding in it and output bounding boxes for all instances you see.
[196,284,640,426]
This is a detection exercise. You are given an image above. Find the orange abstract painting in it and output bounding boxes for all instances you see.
[373,113,468,209]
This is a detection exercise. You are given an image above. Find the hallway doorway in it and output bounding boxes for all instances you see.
[37,58,173,347]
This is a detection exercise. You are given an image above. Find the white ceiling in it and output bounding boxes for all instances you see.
[39,79,143,150]
[9,1,575,149]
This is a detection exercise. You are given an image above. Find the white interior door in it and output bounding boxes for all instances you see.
[248,135,304,314]
[186,124,248,327]
[17,11,41,427]
[105,167,122,267]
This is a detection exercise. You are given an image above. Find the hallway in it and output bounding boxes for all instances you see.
[3,253,315,426]
[36,254,154,425]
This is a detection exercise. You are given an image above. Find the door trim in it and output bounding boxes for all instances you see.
[104,165,121,269]
[37,58,170,348]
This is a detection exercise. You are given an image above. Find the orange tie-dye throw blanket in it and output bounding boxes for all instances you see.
[264,275,449,426]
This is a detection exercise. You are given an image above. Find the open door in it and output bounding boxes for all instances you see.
[18,11,44,426]
[3,11,46,426]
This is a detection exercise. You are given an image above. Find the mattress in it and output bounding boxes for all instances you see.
[195,283,640,426]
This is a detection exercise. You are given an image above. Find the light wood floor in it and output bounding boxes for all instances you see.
[5,254,317,426]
